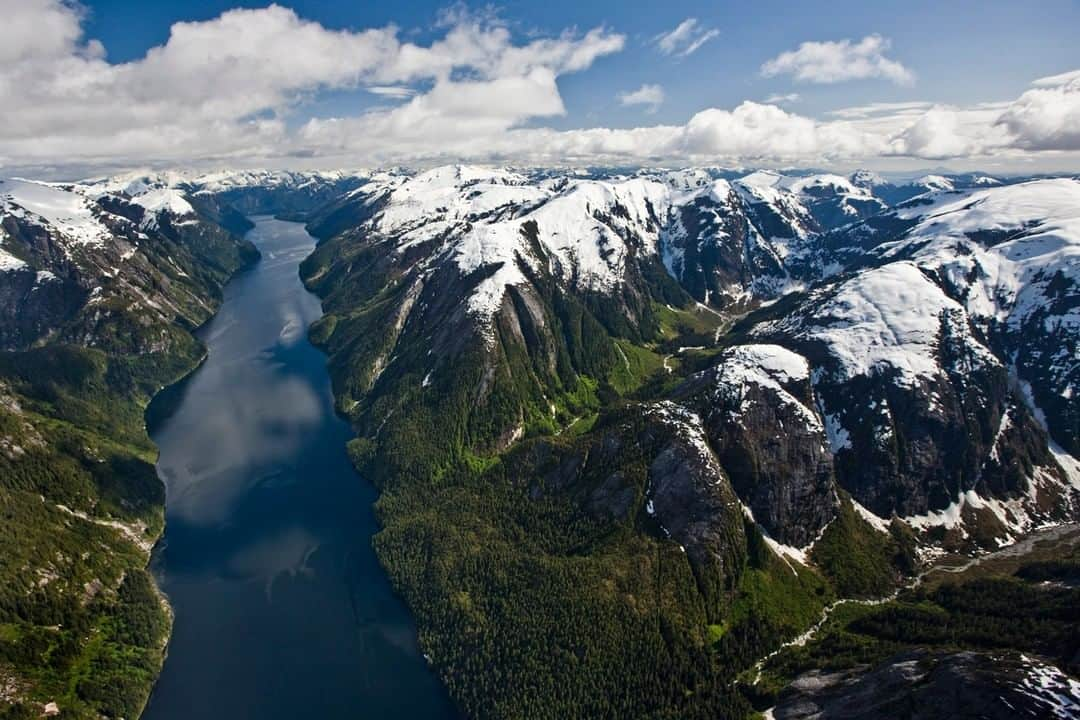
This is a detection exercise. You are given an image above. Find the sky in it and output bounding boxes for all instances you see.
[2,0,1079,176]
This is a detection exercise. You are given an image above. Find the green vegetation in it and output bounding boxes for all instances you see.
[0,347,179,718]
[299,235,880,720]
[754,534,1080,708]
[0,220,254,718]
[608,339,664,395]
[810,493,917,598]
[300,210,1079,719]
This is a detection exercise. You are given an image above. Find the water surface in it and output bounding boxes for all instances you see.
[144,217,453,720]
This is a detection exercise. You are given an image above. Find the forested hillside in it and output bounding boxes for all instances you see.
[301,166,1080,717]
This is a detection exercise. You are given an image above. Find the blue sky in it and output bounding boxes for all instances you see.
[79,0,1078,125]
[2,0,1079,173]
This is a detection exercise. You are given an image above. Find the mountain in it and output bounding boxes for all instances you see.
[88,169,370,234]
[0,177,264,718]
[2,163,1076,719]
[1,178,259,350]
[299,165,1080,718]
[303,167,1078,539]
[770,649,1080,719]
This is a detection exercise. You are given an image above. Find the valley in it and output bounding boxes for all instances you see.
[0,165,1077,719]
[142,217,452,719]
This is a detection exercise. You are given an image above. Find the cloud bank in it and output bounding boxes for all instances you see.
[1,2,1078,173]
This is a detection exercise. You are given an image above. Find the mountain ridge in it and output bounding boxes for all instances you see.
[296,164,1080,717]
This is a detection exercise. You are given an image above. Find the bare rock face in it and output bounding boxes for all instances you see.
[0,180,258,354]
[675,345,839,547]
[0,257,85,350]
[639,403,748,589]
[772,650,1080,720]
[512,403,749,609]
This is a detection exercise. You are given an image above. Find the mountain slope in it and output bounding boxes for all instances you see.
[0,178,258,719]
[300,166,1080,719]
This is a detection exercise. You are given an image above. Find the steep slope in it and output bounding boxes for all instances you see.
[301,166,1080,719]
[1,179,258,350]
[733,180,1080,547]
[0,179,257,719]
[739,170,888,231]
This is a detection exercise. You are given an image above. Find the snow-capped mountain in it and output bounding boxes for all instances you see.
[302,165,1080,554]
[737,170,888,230]
[304,165,867,323]
[0,177,257,352]
[87,169,370,234]
[710,178,1080,543]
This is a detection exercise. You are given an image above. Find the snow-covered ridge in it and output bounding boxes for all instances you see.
[334,166,1078,350]
[1,177,200,250]
[1,178,114,249]
[722,344,810,385]
[892,179,1080,327]
[713,344,822,431]
[755,178,1079,392]
[771,261,999,387]
[913,174,955,192]
[0,246,28,273]
[87,168,368,196]
[349,165,851,329]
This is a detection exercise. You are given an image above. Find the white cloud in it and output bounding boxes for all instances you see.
[618,84,664,112]
[998,73,1080,151]
[1,3,1078,173]
[761,34,914,86]
[296,99,885,168]
[890,107,996,159]
[1031,69,1080,87]
[764,93,800,105]
[654,19,719,58]
[828,101,932,119]
[0,1,623,167]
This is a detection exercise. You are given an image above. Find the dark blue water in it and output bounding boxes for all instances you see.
[144,218,453,720]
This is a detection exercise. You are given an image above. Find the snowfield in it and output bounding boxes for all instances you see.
[1,179,113,250]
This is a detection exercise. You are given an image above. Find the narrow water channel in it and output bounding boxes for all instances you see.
[143,217,453,719]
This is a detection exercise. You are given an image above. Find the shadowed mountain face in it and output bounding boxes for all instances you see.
[771,650,1080,720]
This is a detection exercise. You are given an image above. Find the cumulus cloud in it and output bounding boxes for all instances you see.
[0,2,1078,172]
[761,34,914,86]
[0,0,623,166]
[891,107,992,159]
[654,19,719,57]
[997,73,1080,151]
[618,84,665,112]
[296,100,887,168]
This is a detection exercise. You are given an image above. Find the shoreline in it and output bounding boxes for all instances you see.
[134,237,263,720]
